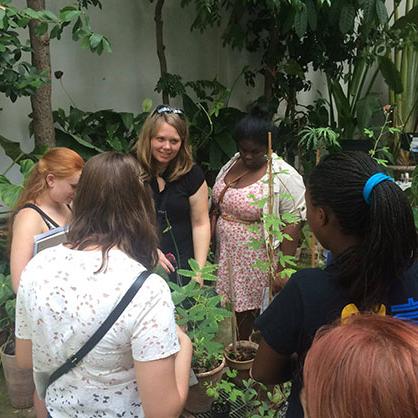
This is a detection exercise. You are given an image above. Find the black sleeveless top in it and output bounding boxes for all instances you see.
[22,203,60,230]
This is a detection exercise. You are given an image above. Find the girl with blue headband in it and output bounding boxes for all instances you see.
[251,151,418,418]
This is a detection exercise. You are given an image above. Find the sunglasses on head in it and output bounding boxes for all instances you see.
[152,105,185,118]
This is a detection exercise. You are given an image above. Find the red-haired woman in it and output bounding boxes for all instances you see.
[303,315,418,418]
[10,147,84,293]
[9,147,83,418]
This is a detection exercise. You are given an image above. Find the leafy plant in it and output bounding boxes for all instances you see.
[365,105,401,166]
[298,126,340,165]
[170,260,231,373]
[0,136,45,210]
[0,271,15,353]
[206,370,289,418]
[0,1,110,103]
[245,156,301,301]
[53,106,150,159]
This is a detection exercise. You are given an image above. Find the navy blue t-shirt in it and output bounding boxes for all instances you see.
[255,262,418,418]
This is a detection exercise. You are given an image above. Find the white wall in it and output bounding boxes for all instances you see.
[0,0,263,181]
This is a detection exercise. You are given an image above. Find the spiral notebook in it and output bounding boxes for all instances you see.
[33,226,68,255]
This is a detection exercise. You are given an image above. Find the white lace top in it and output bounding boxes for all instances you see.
[15,245,180,418]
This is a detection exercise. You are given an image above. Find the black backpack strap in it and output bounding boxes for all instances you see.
[47,269,152,389]
[22,203,60,229]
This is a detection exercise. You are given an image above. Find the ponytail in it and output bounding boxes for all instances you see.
[308,152,417,309]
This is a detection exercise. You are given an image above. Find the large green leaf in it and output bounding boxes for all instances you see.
[0,135,24,162]
[213,131,236,158]
[55,129,103,160]
[392,5,418,30]
[306,0,317,31]
[294,4,308,38]
[0,175,22,209]
[375,0,388,25]
[379,56,403,94]
[349,58,367,98]
[182,94,200,120]
[362,0,376,24]
[339,4,356,34]
[356,94,380,130]
[0,135,47,163]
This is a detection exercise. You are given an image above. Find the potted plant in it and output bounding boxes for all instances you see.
[170,260,231,413]
[207,370,288,418]
[0,270,35,409]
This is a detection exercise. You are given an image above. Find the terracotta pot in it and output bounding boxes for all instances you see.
[1,347,35,409]
[224,340,258,384]
[185,357,225,414]
[249,330,262,345]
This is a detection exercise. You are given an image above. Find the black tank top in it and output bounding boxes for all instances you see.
[21,203,60,230]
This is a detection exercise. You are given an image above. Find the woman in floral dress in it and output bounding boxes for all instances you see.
[212,110,306,339]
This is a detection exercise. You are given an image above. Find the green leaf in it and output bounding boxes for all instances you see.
[392,5,418,30]
[306,0,317,30]
[0,8,6,29]
[378,57,403,94]
[213,131,236,158]
[187,258,200,272]
[356,94,380,130]
[60,9,81,22]
[375,0,388,25]
[362,0,376,23]
[120,113,134,130]
[339,4,356,34]
[142,98,153,112]
[294,5,308,38]
[19,159,35,178]
[101,37,111,53]
[23,8,43,20]
[0,175,22,209]
[34,21,48,36]
[89,33,102,49]
[349,58,367,98]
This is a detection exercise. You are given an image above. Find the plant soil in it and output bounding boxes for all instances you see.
[225,345,257,362]
[210,400,230,417]
[194,358,223,375]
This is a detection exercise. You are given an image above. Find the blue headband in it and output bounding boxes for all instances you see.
[362,173,394,205]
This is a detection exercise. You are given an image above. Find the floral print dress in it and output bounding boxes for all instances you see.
[213,170,269,312]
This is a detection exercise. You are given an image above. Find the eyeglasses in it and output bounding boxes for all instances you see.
[152,104,185,118]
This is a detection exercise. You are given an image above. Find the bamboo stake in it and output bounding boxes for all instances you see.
[311,149,321,267]
[227,257,237,353]
[267,132,275,302]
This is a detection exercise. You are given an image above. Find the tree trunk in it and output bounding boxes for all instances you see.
[27,0,55,147]
[263,24,280,101]
[155,0,169,105]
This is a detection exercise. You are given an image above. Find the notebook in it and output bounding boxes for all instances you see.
[33,226,68,255]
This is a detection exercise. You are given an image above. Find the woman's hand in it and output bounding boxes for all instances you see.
[157,249,175,273]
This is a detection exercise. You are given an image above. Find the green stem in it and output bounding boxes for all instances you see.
[2,152,24,176]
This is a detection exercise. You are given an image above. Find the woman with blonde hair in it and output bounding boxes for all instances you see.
[303,315,418,418]
[135,105,210,283]
[10,147,84,293]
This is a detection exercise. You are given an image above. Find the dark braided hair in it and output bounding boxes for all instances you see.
[308,151,417,309]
